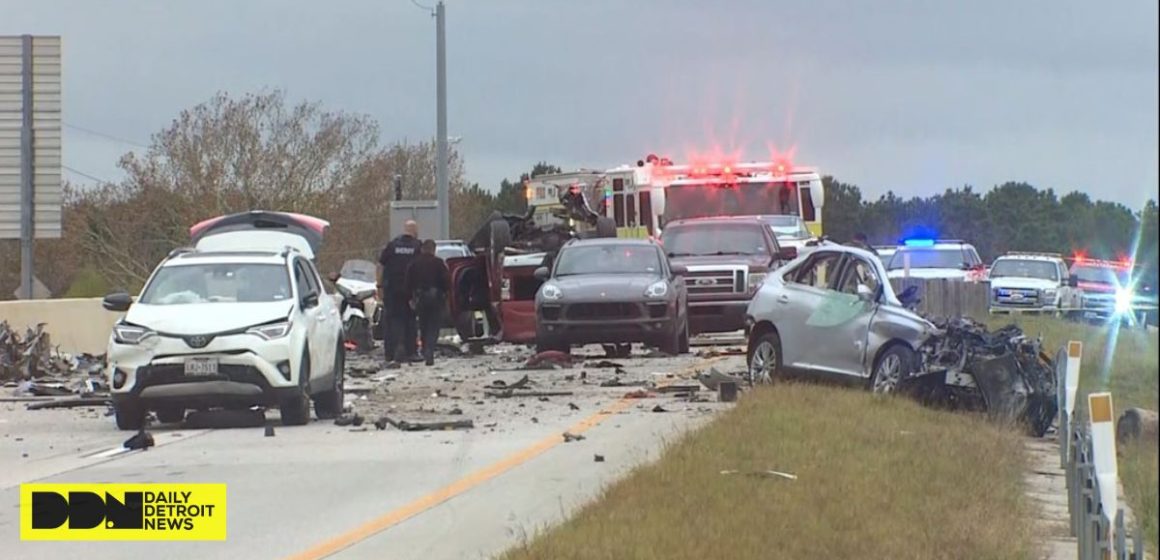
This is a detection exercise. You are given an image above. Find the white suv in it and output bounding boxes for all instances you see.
[988,252,1080,315]
[102,211,345,430]
[885,239,987,282]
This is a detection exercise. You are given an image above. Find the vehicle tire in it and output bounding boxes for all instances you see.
[869,344,915,395]
[312,342,345,420]
[659,321,683,356]
[280,349,312,426]
[156,407,185,424]
[595,217,617,238]
[114,398,146,431]
[746,330,782,386]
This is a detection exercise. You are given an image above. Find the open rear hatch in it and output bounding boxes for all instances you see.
[190,211,330,259]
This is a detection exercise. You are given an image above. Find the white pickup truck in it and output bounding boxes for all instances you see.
[988,252,1081,315]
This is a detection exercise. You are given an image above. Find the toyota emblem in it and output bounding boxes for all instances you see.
[185,335,212,349]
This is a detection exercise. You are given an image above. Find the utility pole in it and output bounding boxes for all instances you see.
[434,0,450,240]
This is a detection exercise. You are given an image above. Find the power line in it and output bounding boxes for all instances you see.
[63,121,150,149]
[63,165,114,185]
[410,0,434,13]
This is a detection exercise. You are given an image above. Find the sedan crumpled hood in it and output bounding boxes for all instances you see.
[550,274,663,299]
[125,301,294,335]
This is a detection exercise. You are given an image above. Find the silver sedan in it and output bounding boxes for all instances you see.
[744,243,938,392]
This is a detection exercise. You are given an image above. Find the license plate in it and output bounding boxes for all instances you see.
[184,358,219,376]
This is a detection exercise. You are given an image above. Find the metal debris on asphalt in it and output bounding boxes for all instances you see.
[594,454,605,462]
[563,431,586,442]
[484,389,574,399]
[568,402,580,411]
[697,368,745,392]
[381,415,474,431]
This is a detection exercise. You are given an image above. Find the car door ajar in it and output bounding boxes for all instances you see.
[306,258,340,377]
[293,259,326,383]
[821,255,883,379]
[774,250,844,371]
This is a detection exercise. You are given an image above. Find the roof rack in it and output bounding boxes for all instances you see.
[1007,251,1063,258]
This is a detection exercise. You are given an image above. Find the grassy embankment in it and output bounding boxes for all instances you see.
[503,382,1032,560]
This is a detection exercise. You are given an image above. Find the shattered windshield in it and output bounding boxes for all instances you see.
[661,224,769,257]
[989,259,1059,281]
[887,248,965,270]
[139,263,292,304]
[554,245,662,276]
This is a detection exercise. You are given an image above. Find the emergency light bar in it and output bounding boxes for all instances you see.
[1071,256,1133,269]
[900,238,965,247]
[1007,251,1063,258]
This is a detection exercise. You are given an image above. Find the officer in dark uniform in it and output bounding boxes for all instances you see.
[378,220,422,367]
[851,232,879,256]
[404,239,451,366]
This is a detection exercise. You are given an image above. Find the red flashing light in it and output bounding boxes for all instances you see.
[723,166,733,175]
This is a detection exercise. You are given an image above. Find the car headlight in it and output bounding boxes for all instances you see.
[748,273,767,290]
[541,283,563,301]
[1042,288,1057,302]
[644,280,669,298]
[112,323,155,345]
[248,322,291,340]
[1114,289,1133,314]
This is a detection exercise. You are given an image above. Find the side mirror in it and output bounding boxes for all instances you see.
[533,266,550,281]
[670,264,688,276]
[1067,276,1079,288]
[327,271,340,282]
[102,292,134,312]
[301,291,320,308]
[779,247,798,261]
[856,284,875,302]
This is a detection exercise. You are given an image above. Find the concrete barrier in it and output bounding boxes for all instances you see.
[0,298,120,355]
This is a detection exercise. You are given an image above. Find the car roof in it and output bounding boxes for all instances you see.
[896,242,976,250]
[994,254,1063,263]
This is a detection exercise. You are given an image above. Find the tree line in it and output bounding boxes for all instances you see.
[0,90,1154,299]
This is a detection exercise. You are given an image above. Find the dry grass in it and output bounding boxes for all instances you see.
[987,316,1159,553]
[501,383,1032,560]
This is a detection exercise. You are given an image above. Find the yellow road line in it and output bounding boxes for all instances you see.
[285,356,726,560]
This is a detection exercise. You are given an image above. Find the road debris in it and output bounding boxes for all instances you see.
[720,469,797,481]
[264,425,276,437]
[525,350,573,369]
[380,415,474,431]
[568,402,580,411]
[696,348,744,358]
[335,413,365,427]
[624,389,655,399]
[594,454,605,462]
[908,318,1058,436]
[651,405,668,413]
[484,389,574,399]
[124,430,154,451]
[599,378,651,388]
[585,360,624,369]
[25,396,111,410]
[697,368,745,391]
[563,431,586,442]
[718,381,739,403]
[656,384,700,394]
[485,374,530,390]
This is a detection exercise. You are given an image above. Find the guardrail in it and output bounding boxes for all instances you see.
[1055,341,1149,560]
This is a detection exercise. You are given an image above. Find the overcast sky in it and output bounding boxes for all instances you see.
[4,0,1158,208]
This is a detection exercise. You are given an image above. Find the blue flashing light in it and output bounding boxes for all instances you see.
[903,238,936,247]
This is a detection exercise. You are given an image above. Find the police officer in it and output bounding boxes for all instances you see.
[378,220,422,367]
[851,232,879,256]
[404,239,451,366]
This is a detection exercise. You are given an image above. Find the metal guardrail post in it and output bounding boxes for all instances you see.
[1114,509,1126,560]
[1131,525,1142,560]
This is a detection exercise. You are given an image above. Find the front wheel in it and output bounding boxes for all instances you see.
[114,398,146,431]
[312,342,345,420]
[746,330,782,386]
[280,350,312,426]
[870,345,915,394]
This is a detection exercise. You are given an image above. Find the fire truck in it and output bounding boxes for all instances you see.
[527,154,826,238]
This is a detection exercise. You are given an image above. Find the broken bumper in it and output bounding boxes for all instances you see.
[107,333,298,409]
